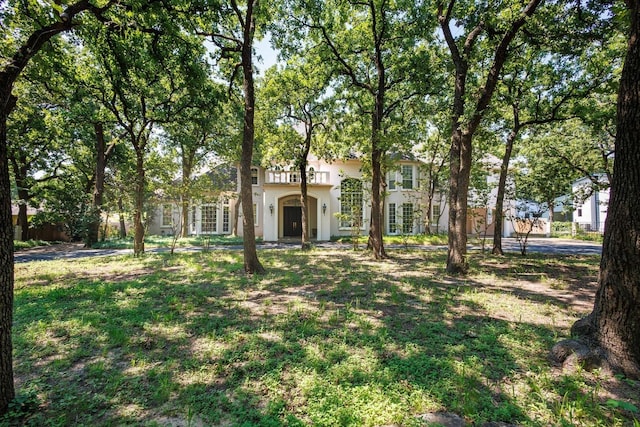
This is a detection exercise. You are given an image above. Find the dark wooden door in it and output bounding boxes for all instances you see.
[283,206,302,237]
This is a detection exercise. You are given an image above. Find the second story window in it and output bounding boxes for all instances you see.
[401,165,413,189]
[387,171,397,190]
[251,167,258,185]
[162,204,172,227]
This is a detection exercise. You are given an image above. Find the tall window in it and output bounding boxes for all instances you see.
[251,167,258,185]
[431,203,441,222]
[401,165,413,189]
[202,205,217,233]
[222,204,230,233]
[162,204,172,227]
[253,203,258,226]
[388,203,397,233]
[402,203,413,234]
[340,178,363,228]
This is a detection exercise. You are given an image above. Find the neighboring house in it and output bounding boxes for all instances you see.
[149,154,518,241]
[11,204,69,241]
[11,204,39,240]
[572,175,610,233]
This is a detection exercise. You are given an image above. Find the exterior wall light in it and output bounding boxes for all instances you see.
[269,203,274,215]
[322,203,327,215]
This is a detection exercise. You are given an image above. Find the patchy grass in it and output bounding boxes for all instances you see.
[9,249,639,426]
[331,234,449,246]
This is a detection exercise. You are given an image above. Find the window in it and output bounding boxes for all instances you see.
[202,205,217,233]
[387,171,397,190]
[251,167,258,185]
[401,165,413,189]
[253,203,258,226]
[388,203,397,233]
[162,204,172,227]
[431,204,441,222]
[340,178,364,228]
[222,205,230,233]
[402,203,414,234]
[577,208,583,217]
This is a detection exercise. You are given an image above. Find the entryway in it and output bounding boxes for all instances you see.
[283,206,302,237]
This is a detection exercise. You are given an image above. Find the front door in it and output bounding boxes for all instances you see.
[283,206,302,237]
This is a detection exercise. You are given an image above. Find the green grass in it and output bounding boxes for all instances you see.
[8,249,639,426]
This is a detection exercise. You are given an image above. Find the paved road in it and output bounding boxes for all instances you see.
[14,238,602,263]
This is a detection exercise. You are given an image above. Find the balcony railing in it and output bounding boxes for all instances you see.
[265,170,330,185]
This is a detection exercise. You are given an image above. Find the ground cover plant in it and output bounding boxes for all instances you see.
[8,249,640,426]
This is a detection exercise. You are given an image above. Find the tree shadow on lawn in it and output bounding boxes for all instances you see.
[10,249,638,426]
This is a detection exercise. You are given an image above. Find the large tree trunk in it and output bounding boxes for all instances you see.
[239,0,264,274]
[368,86,387,259]
[492,129,517,255]
[300,165,310,251]
[133,148,145,256]
[552,1,640,379]
[117,195,127,239]
[447,130,471,273]
[232,196,240,237]
[299,133,312,251]
[180,155,194,238]
[0,91,16,415]
[85,122,107,247]
[11,159,31,241]
[16,196,29,242]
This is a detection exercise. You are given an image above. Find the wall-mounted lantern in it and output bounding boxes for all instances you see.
[322,203,327,215]
[269,203,274,216]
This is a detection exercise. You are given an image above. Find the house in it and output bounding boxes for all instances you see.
[148,156,532,241]
[572,175,610,233]
[149,154,518,241]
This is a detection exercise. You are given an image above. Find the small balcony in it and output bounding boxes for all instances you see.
[265,170,330,185]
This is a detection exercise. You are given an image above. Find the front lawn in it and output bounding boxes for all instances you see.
[9,249,639,426]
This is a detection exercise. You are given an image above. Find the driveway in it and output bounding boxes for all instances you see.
[13,237,602,263]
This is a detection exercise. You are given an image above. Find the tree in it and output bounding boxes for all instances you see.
[0,0,122,413]
[7,78,70,241]
[81,9,210,255]
[162,80,227,238]
[279,0,435,260]
[438,0,543,274]
[196,0,268,273]
[552,1,640,380]
[489,5,623,255]
[259,58,332,250]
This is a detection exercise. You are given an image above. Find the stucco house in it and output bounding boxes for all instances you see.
[149,155,518,241]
